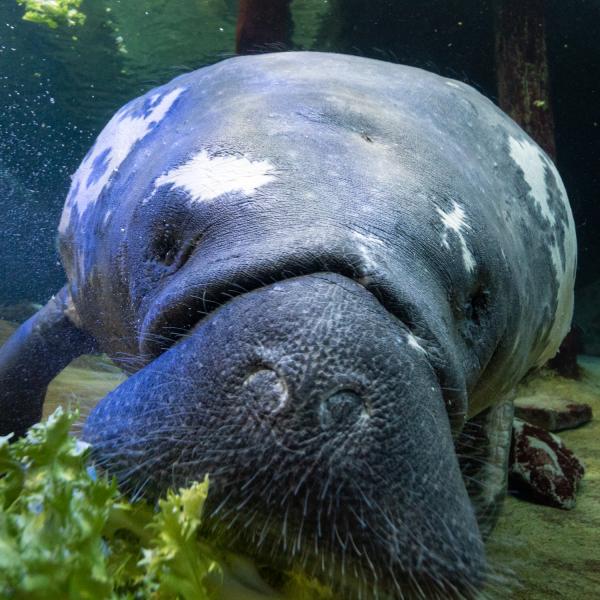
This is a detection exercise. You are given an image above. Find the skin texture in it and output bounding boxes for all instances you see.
[0,52,576,598]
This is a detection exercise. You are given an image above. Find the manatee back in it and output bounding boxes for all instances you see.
[57,52,575,385]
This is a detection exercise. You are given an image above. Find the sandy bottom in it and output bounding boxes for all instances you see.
[486,356,600,599]
[1,320,599,597]
[0,319,125,422]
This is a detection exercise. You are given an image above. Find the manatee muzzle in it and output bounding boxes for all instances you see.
[83,273,485,598]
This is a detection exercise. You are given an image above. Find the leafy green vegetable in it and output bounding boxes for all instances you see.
[16,0,86,29]
[0,407,223,599]
[139,484,219,600]
[0,408,115,599]
[0,407,336,600]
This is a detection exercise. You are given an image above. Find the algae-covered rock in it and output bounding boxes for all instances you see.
[514,395,593,431]
[509,418,585,509]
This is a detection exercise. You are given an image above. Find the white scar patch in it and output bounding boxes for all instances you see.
[351,231,386,276]
[351,231,386,249]
[153,150,277,203]
[536,166,577,365]
[508,136,556,225]
[406,332,427,354]
[59,87,185,233]
[508,135,577,365]
[445,81,461,89]
[437,201,476,273]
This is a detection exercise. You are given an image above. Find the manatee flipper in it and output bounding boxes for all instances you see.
[458,395,515,538]
[0,286,96,438]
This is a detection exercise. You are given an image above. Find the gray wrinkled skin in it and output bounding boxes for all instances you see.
[0,52,576,599]
[85,274,484,598]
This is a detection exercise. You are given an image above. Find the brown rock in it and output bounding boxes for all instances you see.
[509,418,585,509]
[514,395,593,431]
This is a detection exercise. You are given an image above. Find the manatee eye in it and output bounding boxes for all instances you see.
[464,285,489,324]
[151,224,203,269]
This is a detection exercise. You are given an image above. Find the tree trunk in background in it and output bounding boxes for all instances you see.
[236,0,293,55]
[494,0,556,159]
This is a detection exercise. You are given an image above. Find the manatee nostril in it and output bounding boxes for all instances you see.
[319,389,369,429]
[243,367,289,413]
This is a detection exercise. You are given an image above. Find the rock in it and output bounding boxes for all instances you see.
[514,395,593,431]
[509,418,585,509]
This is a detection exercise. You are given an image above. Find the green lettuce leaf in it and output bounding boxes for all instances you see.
[0,407,336,600]
[0,408,115,599]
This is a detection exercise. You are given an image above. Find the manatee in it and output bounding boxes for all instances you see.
[0,52,576,598]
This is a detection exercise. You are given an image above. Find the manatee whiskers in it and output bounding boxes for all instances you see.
[110,352,149,371]
[129,473,157,502]
[202,462,474,599]
[90,394,492,598]
[480,538,523,600]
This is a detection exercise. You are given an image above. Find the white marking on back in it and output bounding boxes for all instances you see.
[537,164,577,365]
[508,136,577,365]
[351,231,385,275]
[59,87,185,233]
[508,136,555,225]
[445,81,461,89]
[437,201,476,273]
[153,150,277,203]
[351,231,386,248]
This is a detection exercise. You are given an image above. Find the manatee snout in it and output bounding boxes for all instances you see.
[84,273,484,598]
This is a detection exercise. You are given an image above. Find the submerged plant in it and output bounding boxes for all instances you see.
[0,408,116,598]
[16,0,86,29]
[0,408,334,599]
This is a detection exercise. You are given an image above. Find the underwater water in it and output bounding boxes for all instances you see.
[1,1,599,599]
